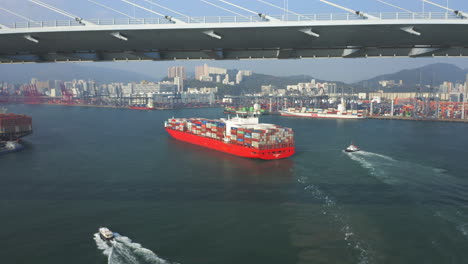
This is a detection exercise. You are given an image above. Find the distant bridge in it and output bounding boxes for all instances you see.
[2,12,468,63]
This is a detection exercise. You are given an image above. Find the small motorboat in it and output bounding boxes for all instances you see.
[99,227,115,241]
[345,143,360,153]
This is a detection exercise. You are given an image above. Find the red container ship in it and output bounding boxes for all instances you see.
[0,113,33,140]
[0,111,33,155]
[165,113,295,160]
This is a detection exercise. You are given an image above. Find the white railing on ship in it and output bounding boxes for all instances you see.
[7,12,464,29]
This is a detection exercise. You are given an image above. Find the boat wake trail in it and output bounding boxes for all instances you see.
[345,151,461,193]
[297,176,373,264]
[346,151,468,240]
[94,233,174,264]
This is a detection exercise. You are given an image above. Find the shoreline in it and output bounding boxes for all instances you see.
[368,116,468,123]
[4,103,222,110]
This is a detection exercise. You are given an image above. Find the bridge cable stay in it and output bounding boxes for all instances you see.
[141,0,204,23]
[255,0,319,36]
[214,0,280,21]
[256,0,309,20]
[141,0,188,19]
[318,0,380,19]
[120,0,185,23]
[87,0,135,19]
[0,7,36,22]
[374,0,417,14]
[29,0,94,25]
[0,7,12,29]
[422,0,467,18]
[199,0,250,19]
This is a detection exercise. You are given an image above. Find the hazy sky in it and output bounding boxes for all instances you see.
[1,0,468,83]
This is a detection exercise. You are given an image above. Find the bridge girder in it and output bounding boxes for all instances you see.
[1,20,468,63]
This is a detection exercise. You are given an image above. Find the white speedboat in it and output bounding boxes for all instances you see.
[99,227,114,241]
[345,143,360,153]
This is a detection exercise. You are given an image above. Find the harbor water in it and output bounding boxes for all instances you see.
[1,104,468,264]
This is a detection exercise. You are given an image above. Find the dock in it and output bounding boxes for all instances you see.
[368,116,468,123]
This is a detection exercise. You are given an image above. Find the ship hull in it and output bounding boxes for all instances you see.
[0,144,24,156]
[280,112,364,119]
[166,128,294,160]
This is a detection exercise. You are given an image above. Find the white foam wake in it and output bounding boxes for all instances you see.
[346,151,468,240]
[94,233,173,264]
[297,174,373,264]
[303,184,372,264]
[345,150,459,191]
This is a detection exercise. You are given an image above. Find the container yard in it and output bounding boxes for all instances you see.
[165,114,295,160]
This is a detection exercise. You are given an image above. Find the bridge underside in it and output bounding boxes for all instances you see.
[1,23,468,63]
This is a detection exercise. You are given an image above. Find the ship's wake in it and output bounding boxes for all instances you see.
[94,233,173,264]
[346,150,468,240]
[345,151,462,193]
[297,176,373,264]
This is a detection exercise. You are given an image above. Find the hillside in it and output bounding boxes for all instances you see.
[354,63,467,92]
[185,72,346,96]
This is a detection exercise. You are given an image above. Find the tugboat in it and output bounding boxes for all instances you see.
[99,227,115,241]
[345,142,360,153]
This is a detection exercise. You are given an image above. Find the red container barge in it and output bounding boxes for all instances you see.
[165,113,295,160]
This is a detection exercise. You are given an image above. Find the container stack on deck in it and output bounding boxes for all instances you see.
[0,114,33,140]
[166,118,225,140]
[229,126,294,150]
[165,118,294,150]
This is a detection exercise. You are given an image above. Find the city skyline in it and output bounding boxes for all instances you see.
[4,59,468,85]
[3,63,467,98]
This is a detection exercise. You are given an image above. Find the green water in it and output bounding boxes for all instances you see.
[1,104,468,264]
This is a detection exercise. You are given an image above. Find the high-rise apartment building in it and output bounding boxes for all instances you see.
[195,64,227,80]
[174,76,184,93]
[168,66,186,80]
[465,73,468,98]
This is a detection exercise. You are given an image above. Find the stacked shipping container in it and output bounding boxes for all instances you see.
[229,126,294,150]
[165,118,226,141]
[289,107,366,117]
[0,114,33,140]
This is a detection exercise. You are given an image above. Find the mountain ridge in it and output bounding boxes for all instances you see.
[354,63,467,92]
